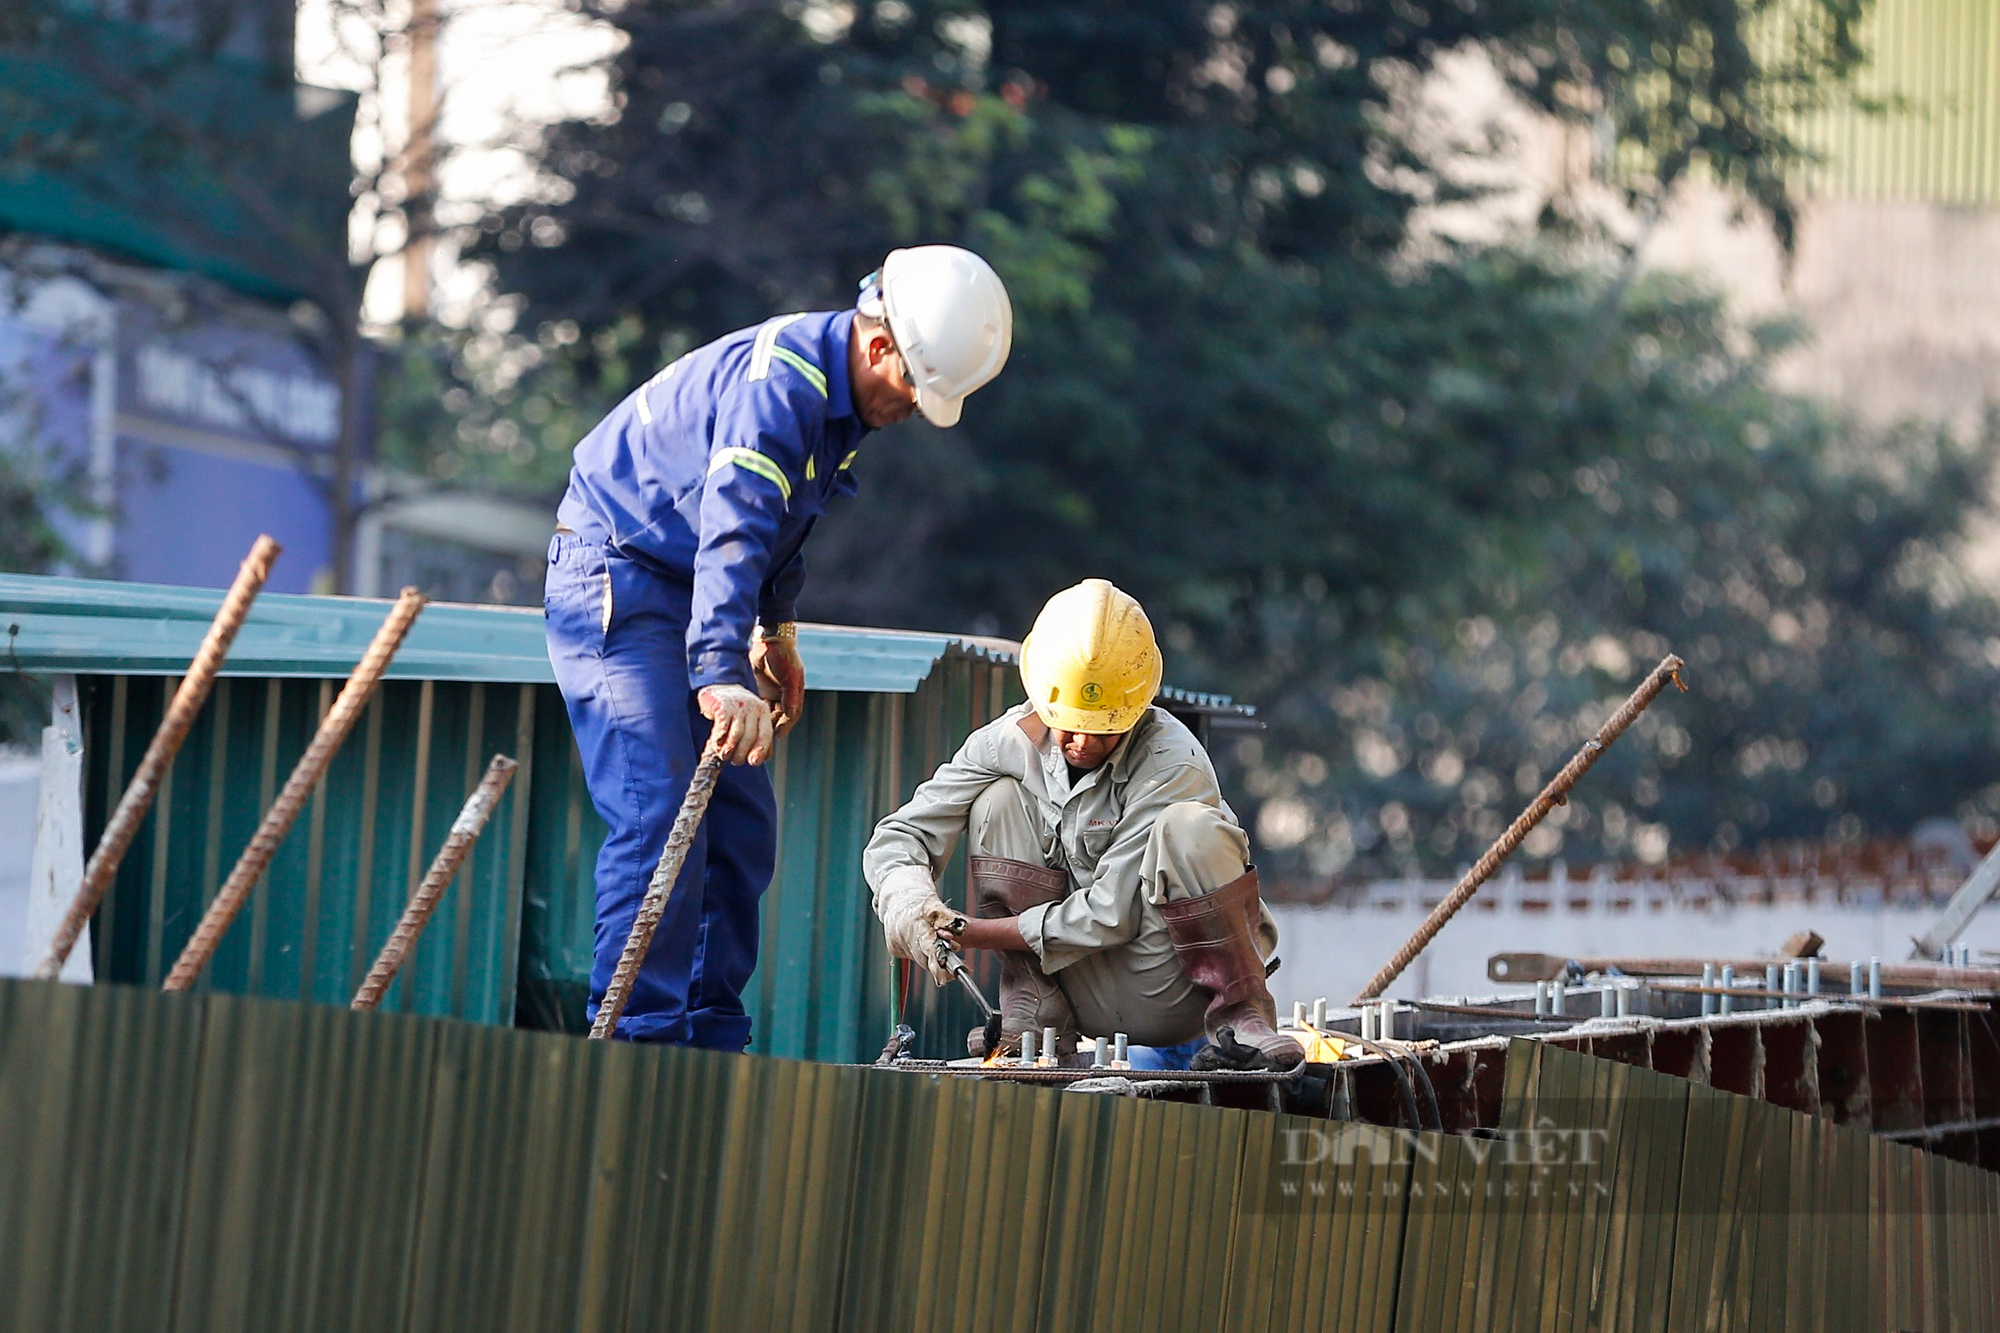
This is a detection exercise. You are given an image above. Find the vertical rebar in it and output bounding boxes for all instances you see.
[164,588,425,993]
[1764,964,1781,1009]
[1020,1030,1038,1064]
[1615,983,1631,1018]
[1807,958,1821,996]
[1291,1001,1306,1028]
[1311,997,1328,1028]
[1092,1036,1108,1067]
[38,536,281,979]
[1850,961,1865,995]
[1550,982,1566,1017]
[1720,966,1735,1015]
[351,754,518,1010]
[1112,1033,1129,1068]
[589,742,725,1039]
[1600,986,1615,1019]
[1781,961,1800,1009]
[1868,957,1882,999]
[1701,963,1717,1016]
[1535,980,1550,1016]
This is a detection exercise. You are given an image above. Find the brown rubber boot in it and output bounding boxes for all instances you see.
[1160,869,1305,1069]
[964,856,1078,1058]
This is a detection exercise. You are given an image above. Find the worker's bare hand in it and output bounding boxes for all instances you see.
[955,915,1029,954]
[750,623,806,738]
[697,684,775,765]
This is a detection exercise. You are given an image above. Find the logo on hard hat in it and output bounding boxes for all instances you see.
[1080,682,1104,704]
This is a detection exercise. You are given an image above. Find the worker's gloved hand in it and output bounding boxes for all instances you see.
[750,623,806,738]
[1190,1026,1280,1072]
[697,684,775,765]
[875,865,963,985]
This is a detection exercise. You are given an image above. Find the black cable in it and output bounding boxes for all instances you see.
[1338,1030,1431,1131]
[1403,1049,1444,1131]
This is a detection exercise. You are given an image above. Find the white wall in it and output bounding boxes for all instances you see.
[0,752,40,976]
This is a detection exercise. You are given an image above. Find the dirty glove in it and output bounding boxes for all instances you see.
[697,684,774,765]
[875,864,963,985]
[750,622,805,738]
[1191,1026,1282,1072]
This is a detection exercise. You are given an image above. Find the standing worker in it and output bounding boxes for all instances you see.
[546,246,1012,1046]
[865,579,1304,1070]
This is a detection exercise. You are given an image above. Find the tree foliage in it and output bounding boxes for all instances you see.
[465,0,2000,888]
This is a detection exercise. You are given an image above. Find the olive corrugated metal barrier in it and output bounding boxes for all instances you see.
[3,978,1997,1332]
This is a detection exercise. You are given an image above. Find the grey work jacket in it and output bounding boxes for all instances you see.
[863,703,1239,972]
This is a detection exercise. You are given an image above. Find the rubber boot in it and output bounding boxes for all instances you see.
[965,856,1078,1058]
[1160,869,1305,1069]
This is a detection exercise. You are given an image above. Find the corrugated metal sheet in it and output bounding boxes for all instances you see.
[2,978,1996,1331]
[1766,0,2000,203]
[81,674,536,1024]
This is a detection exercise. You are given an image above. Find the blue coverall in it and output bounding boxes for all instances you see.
[545,310,869,1046]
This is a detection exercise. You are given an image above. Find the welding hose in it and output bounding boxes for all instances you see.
[1337,1031,1442,1133]
[1330,1032,1422,1131]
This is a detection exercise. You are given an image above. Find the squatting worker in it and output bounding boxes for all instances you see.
[864,580,1305,1070]
[546,246,1013,1045]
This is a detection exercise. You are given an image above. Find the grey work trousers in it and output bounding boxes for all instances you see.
[967,778,1267,1046]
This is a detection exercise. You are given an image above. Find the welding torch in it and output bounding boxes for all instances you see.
[933,928,1005,1057]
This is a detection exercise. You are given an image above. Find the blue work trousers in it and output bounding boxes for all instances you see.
[543,533,777,1048]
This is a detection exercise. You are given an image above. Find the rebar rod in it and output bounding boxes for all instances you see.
[589,740,725,1039]
[1489,951,2000,989]
[1351,653,1687,1004]
[351,754,518,1010]
[163,588,426,992]
[36,536,282,979]
[1645,982,1993,1009]
[1405,999,1577,1024]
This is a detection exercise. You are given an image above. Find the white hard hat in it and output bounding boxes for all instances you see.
[874,245,1012,428]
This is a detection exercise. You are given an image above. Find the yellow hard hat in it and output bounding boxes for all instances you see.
[1019,579,1162,735]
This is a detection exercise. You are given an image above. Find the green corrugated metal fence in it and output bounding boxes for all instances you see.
[81,674,538,1024]
[74,661,1016,1057]
[1,978,1996,1332]
[5,571,1231,1059]
[4,573,1079,1057]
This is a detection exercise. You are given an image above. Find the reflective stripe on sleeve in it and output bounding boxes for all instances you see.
[769,347,828,397]
[839,451,858,470]
[709,446,794,502]
[747,314,808,382]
